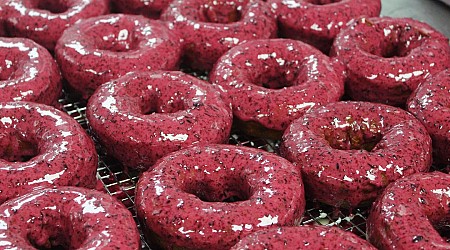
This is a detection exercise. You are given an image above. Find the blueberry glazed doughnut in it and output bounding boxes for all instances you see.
[111,0,171,19]
[0,37,62,106]
[161,0,277,71]
[3,0,109,50]
[0,102,98,204]
[135,144,305,250]
[0,186,141,249]
[367,172,450,249]
[331,17,450,107]
[86,71,232,171]
[280,101,432,208]
[408,70,450,165]
[269,0,381,53]
[55,14,182,99]
[210,38,344,139]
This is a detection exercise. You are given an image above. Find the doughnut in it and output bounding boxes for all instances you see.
[3,0,109,50]
[209,38,344,139]
[331,17,450,107]
[407,70,450,165]
[55,14,182,100]
[0,37,62,106]
[0,102,98,204]
[0,6,5,37]
[0,186,141,249]
[111,0,171,19]
[269,0,381,53]
[160,0,277,71]
[86,71,233,171]
[367,171,450,249]
[231,226,376,249]
[135,144,305,250]
[280,101,433,208]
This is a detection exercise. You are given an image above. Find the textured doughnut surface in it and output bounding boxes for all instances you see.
[367,172,450,249]
[161,0,277,71]
[135,144,305,250]
[0,37,62,105]
[280,101,432,208]
[3,0,109,50]
[86,71,232,171]
[231,226,376,249]
[210,38,344,134]
[269,0,381,53]
[55,14,182,99]
[112,0,171,19]
[331,17,449,107]
[0,186,141,249]
[408,70,450,165]
[0,102,98,204]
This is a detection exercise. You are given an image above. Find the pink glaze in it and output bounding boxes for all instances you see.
[161,0,277,71]
[111,0,171,19]
[3,0,109,50]
[0,5,5,37]
[0,102,98,204]
[269,0,381,53]
[0,37,61,106]
[135,144,305,250]
[55,14,182,100]
[86,71,233,171]
[280,101,432,208]
[408,70,450,165]
[331,17,450,107]
[0,186,141,249]
[367,172,450,249]
[210,38,344,132]
[231,226,376,249]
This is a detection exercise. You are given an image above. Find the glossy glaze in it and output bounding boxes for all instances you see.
[231,225,376,249]
[86,71,233,171]
[331,17,450,107]
[269,0,381,53]
[0,37,62,106]
[367,172,450,249]
[55,14,182,99]
[111,0,171,19]
[161,0,277,71]
[280,101,432,208]
[135,144,305,250]
[3,0,109,50]
[0,102,98,204]
[0,186,141,249]
[0,5,5,37]
[408,70,450,165]
[210,38,344,135]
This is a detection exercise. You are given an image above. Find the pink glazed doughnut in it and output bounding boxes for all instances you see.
[331,17,449,107]
[3,0,109,50]
[55,14,182,99]
[86,71,233,171]
[269,0,381,53]
[135,144,305,250]
[0,37,62,106]
[111,0,171,19]
[161,0,277,71]
[0,102,98,204]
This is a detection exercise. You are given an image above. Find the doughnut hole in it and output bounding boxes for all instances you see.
[0,58,18,81]
[84,23,140,52]
[199,0,243,23]
[0,130,39,162]
[433,218,450,243]
[249,59,308,90]
[140,88,193,115]
[322,116,383,151]
[35,0,70,14]
[303,0,343,5]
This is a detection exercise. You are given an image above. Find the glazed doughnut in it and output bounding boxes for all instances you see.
[0,102,98,204]
[280,101,432,208]
[161,0,277,71]
[55,14,182,100]
[0,6,5,37]
[231,226,376,249]
[209,38,344,139]
[0,37,62,106]
[407,70,450,165]
[86,71,232,171]
[3,0,109,50]
[367,171,450,249]
[269,0,381,53]
[331,17,450,107]
[0,186,141,249]
[111,0,171,19]
[135,144,305,250]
